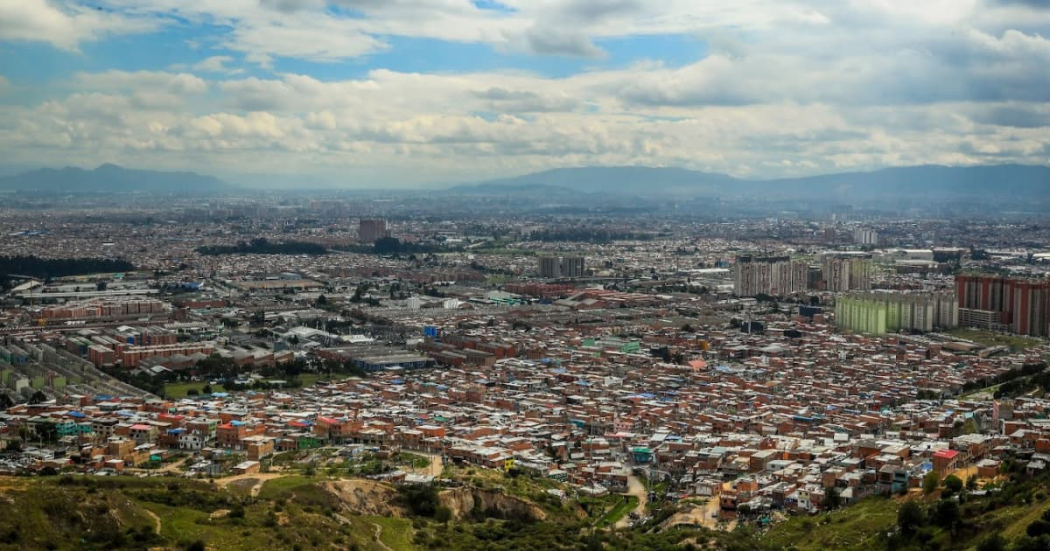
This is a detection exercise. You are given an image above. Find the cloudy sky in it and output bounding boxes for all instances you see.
[1,0,1048,187]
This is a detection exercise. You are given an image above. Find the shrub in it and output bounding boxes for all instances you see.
[943,475,963,496]
[897,501,925,536]
[923,472,940,495]
[975,533,1006,551]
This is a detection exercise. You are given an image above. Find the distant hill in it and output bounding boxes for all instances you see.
[0,163,231,193]
[464,164,1050,200]
[460,166,741,196]
[447,182,580,196]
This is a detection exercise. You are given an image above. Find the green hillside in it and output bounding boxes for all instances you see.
[1,467,1048,551]
[759,472,1050,551]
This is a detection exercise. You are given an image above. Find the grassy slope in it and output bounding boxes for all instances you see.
[0,476,385,551]
[14,472,1048,551]
[945,328,1044,352]
[163,381,226,398]
[762,497,900,551]
[762,489,1050,551]
[367,516,417,550]
[597,495,640,528]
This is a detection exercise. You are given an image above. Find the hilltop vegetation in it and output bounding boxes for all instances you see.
[758,469,1050,551]
[3,466,1050,551]
[0,472,747,551]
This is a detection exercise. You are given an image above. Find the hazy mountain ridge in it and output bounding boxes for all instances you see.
[0,164,231,193]
[465,164,1050,199]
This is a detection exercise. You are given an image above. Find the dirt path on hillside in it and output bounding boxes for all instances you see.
[407,452,444,477]
[127,455,192,475]
[663,498,731,531]
[143,508,162,535]
[333,512,394,551]
[214,473,289,497]
[371,521,393,551]
[614,475,648,529]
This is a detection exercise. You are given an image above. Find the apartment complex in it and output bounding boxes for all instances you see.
[956,275,1050,337]
[358,219,390,243]
[836,292,959,335]
[733,255,808,297]
[853,228,879,246]
[822,256,872,292]
[538,256,586,278]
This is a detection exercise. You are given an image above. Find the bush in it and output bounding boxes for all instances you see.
[400,485,440,517]
[923,472,940,495]
[943,475,963,496]
[898,501,925,537]
[932,500,960,530]
[975,533,1006,551]
[1026,518,1050,538]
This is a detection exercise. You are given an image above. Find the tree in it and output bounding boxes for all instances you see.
[186,388,199,397]
[824,486,841,510]
[28,390,48,405]
[943,474,963,496]
[1026,510,1050,538]
[897,501,925,537]
[435,505,453,525]
[923,472,940,495]
[932,499,960,531]
[1012,535,1050,551]
[966,474,978,491]
[316,294,328,306]
[202,384,213,395]
[185,541,206,551]
[976,534,1007,551]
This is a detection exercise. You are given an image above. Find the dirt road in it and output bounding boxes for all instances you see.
[614,475,648,529]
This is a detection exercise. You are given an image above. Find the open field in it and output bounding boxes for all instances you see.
[946,328,1046,352]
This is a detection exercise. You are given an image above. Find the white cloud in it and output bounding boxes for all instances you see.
[172,55,245,75]
[1,0,1048,183]
[0,0,155,50]
[75,70,209,95]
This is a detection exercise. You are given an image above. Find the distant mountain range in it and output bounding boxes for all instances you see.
[0,164,231,193]
[456,164,1050,200]
[3,163,1046,200]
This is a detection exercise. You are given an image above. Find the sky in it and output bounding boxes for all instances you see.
[0,0,1048,187]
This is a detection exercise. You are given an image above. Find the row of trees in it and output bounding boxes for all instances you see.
[0,255,134,288]
[959,361,1048,396]
[526,229,657,243]
[196,238,327,256]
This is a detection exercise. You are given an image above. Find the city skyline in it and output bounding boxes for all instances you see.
[1,1,1049,187]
